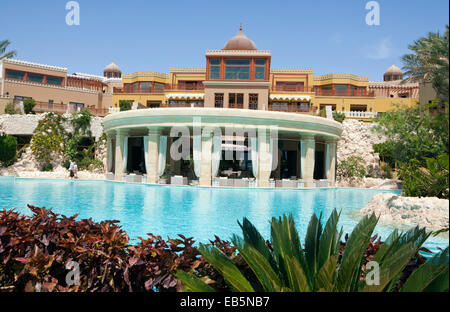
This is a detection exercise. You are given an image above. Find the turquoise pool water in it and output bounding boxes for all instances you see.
[0,177,448,252]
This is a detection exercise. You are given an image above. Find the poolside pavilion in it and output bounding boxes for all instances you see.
[103,26,343,188]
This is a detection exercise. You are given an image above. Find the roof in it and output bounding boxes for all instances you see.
[222,25,258,50]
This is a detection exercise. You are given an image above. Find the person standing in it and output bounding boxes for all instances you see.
[73,161,79,179]
[69,160,75,179]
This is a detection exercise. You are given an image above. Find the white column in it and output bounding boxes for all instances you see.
[114,131,126,180]
[257,128,271,187]
[326,139,337,186]
[146,128,160,184]
[199,132,213,186]
[301,134,315,187]
[107,134,114,172]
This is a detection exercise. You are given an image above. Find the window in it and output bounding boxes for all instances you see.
[132,83,139,93]
[350,104,367,112]
[254,59,266,80]
[6,70,25,80]
[140,82,152,93]
[46,76,63,85]
[147,101,161,108]
[214,93,224,108]
[28,73,43,83]
[210,58,220,79]
[153,83,165,93]
[249,94,258,109]
[276,82,304,92]
[229,93,244,108]
[225,59,250,80]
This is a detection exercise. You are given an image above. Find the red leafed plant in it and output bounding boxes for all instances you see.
[0,205,234,292]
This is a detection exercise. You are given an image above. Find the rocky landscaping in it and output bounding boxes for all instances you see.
[359,193,449,231]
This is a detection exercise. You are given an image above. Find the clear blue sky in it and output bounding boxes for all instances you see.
[1,0,448,81]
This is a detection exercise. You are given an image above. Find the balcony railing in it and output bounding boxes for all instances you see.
[12,100,108,116]
[337,111,378,118]
[271,86,314,93]
[268,103,316,113]
[114,83,205,94]
[315,89,375,97]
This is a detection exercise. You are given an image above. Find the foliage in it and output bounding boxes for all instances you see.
[30,113,66,169]
[336,156,366,179]
[379,161,393,179]
[70,108,94,137]
[0,39,16,60]
[176,210,449,292]
[399,154,449,199]
[4,103,18,115]
[373,104,449,166]
[402,25,449,102]
[23,99,36,115]
[119,100,132,112]
[332,111,346,123]
[0,135,17,166]
[0,206,233,292]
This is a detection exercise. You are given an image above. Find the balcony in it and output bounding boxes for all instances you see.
[12,100,108,116]
[315,89,375,97]
[113,83,205,94]
[268,103,316,114]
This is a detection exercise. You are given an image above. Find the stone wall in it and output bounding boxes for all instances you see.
[337,119,387,178]
[0,113,104,140]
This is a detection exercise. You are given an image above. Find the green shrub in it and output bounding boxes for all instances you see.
[332,111,346,123]
[400,154,449,199]
[380,161,393,179]
[337,156,366,179]
[71,108,94,136]
[176,210,449,292]
[0,135,17,166]
[23,98,36,114]
[119,100,132,111]
[4,103,18,115]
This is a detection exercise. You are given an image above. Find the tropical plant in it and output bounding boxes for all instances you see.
[4,103,18,115]
[119,100,132,112]
[402,25,449,103]
[175,210,449,292]
[0,135,17,166]
[0,40,16,60]
[71,108,94,137]
[332,111,346,123]
[336,156,366,179]
[399,154,449,199]
[23,99,36,115]
[372,104,449,167]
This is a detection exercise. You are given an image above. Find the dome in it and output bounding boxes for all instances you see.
[385,64,402,75]
[104,62,121,78]
[222,25,258,50]
[384,65,403,81]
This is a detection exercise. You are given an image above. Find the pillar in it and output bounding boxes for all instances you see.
[106,133,114,173]
[114,131,127,181]
[199,131,213,186]
[325,139,337,186]
[301,134,315,187]
[146,128,160,184]
[257,128,271,187]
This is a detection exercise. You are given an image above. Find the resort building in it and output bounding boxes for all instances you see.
[0,58,120,116]
[0,26,424,188]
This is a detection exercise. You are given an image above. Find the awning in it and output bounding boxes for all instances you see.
[269,95,311,101]
[165,93,204,100]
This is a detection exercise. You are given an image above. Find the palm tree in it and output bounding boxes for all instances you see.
[402,25,449,104]
[0,40,16,60]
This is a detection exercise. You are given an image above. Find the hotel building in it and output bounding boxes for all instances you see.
[0,27,422,188]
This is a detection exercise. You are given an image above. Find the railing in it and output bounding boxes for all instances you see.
[315,89,375,97]
[271,86,314,93]
[113,83,205,94]
[268,103,315,113]
[337,111,378,118]
[12,100,107,116]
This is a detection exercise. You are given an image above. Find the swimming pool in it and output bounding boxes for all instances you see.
[0,177,448,252]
